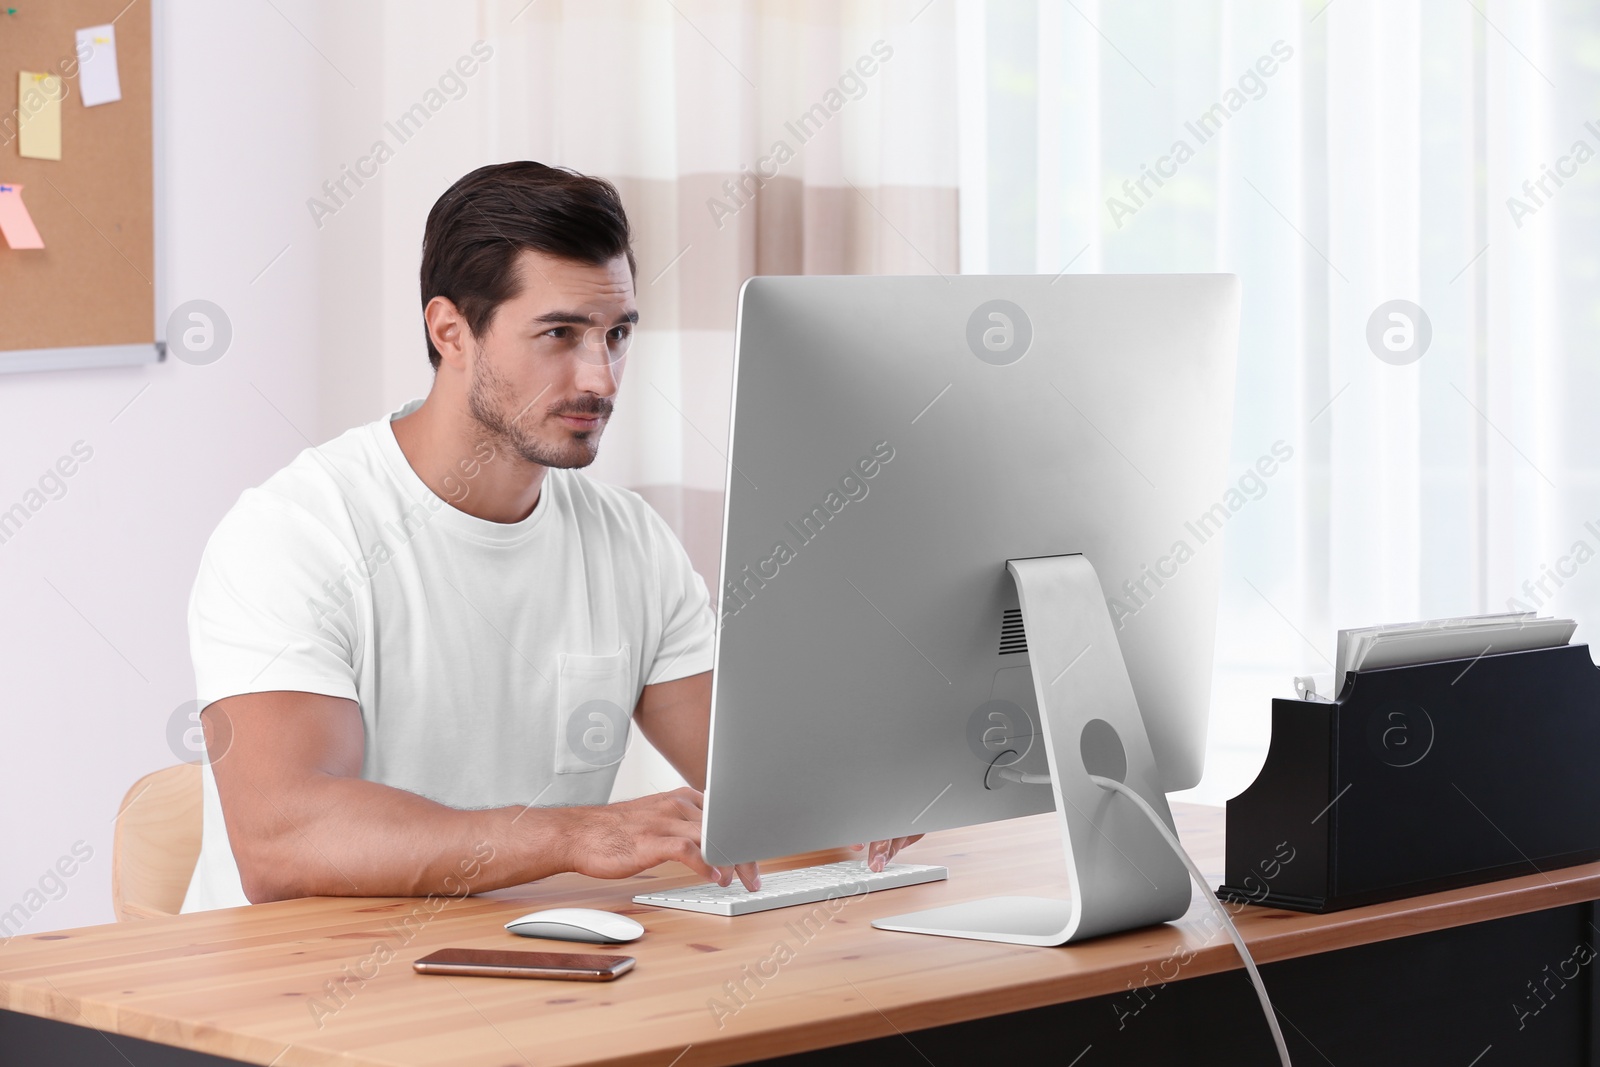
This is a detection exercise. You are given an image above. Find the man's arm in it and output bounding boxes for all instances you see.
[631,671,921,882]
[205,690,728,903]
[631,670,712,788]
[631,670,763,887]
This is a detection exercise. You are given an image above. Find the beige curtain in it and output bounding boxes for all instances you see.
[487,0,960,594]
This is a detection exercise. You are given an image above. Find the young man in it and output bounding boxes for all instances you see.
[181,162,915,912]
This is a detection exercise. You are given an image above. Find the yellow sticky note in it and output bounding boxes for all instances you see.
[18,72,64,161]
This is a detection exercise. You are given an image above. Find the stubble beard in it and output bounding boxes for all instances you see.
[466,350,607,470]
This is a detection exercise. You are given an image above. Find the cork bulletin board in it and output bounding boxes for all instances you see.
[0,0,161,373]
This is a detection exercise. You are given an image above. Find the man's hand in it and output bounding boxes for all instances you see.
[561,786,760,890]
[631,672,761,892]
[851,835,924,872]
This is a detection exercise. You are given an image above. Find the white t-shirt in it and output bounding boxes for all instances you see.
[180,397,715,913]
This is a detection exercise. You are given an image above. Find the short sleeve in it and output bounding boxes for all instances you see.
[640,504,716,686]
[188,490,361,710]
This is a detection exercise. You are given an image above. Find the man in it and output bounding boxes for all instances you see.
[181,161,915,912]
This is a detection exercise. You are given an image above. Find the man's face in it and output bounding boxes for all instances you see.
[465,249,636,469]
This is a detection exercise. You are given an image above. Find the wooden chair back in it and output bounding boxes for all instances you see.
[112,763,203,920]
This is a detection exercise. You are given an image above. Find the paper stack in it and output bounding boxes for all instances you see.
[1295,612,1577,701]
[1335,610,1575,687]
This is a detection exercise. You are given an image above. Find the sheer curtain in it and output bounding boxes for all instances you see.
[382,0,1595,803]
[961,0,1598,803]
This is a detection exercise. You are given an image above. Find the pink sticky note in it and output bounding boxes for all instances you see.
[0,183,44,249]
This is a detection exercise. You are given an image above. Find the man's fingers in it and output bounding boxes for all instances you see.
[664,837,722,883]
[859,834,924,872]
[662,788,705,819]
[640,807,728,884]
[662,798,692,823]
[735,861,762,892]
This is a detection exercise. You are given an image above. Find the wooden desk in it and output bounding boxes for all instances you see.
[4,804,1599,1066]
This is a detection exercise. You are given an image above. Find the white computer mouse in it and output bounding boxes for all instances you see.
[504,908,645,944]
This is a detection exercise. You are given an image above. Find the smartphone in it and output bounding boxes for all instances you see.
[412,948,635,981]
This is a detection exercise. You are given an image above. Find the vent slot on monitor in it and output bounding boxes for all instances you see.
[999,608,1028,655]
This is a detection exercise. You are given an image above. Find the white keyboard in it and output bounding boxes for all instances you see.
[633,861,949,916]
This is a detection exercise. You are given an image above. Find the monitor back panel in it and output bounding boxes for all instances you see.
[703,274,1239,864]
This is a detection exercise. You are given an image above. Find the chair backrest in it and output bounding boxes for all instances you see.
[112,763,203,920]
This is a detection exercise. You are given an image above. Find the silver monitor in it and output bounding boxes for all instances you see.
[701,274,1239,940]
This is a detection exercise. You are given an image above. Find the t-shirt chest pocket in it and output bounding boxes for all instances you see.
[553,645,633,775]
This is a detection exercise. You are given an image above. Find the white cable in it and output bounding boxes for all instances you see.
[1089,774,1292,1067]
[993,765,1292,1063]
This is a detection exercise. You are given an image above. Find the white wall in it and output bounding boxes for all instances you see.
[0,1,686,936]
[0,0,394,935]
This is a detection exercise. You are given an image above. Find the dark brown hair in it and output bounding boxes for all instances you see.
[419,161,637,370]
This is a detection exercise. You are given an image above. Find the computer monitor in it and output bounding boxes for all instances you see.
[701,273,1240,943]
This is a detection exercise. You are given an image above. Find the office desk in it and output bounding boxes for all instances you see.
[4,804,1599,1066]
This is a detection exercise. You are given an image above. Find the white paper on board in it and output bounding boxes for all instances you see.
[76,23,122,107]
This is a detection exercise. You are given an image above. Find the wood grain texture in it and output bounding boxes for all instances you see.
[111,763,203,921]
[5,804,1600,1067]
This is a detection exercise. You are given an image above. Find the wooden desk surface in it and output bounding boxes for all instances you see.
[5,804,1600,1067]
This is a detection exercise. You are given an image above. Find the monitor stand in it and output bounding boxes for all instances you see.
[872,553,1193,945]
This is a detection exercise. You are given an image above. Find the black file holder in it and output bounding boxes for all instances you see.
[1217,643,1600,913]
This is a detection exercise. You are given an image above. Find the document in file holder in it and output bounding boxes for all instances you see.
[1333,611,1576,686]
